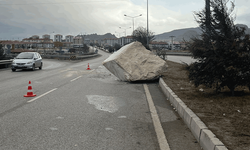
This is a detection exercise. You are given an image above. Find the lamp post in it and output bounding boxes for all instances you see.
[50,31,55,42]
[147,0,149,48]
[119,27,131,37]
[170,36,175,50]
[115,31,123,38]
[124,14,142,32]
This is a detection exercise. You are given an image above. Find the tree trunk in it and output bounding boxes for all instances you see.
[229,86,235,96]
[205,0,211,34]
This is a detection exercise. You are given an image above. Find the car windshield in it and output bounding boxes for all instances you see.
[16,53,34,59]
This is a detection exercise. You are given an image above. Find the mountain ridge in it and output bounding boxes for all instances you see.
[154,24,250,42]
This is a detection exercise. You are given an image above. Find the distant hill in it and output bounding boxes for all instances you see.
[155,24,250,43]
[154,27,202,42]
[83,33,117,41]
[77,24,250,44]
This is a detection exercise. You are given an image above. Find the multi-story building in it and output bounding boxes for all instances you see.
[102,38,119,47]
[22,38,53,43]
[84,38,90,45]
[31,35,39,39]
[0,40,54,52]
[65,35,74,43]
[72,36,84,47]
[118,36,133,46]
[149,41,169,49]
[101,36,134,47]
[42,34,50,39]
[54,34,63,42]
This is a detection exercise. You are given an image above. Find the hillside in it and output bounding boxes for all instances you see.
[84,33,117,41]
[154,27,202,42]
[155,24,250,43]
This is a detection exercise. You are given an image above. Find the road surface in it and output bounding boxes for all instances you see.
[0,50,201,150]
[167,55,196,64]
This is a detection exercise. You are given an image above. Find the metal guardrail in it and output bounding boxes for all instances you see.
[41,53,100,60]
[0,59,13,69]
[0,60,13,65]
[165,52,192,56]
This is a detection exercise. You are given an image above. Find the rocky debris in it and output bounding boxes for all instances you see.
[102,42,167,82]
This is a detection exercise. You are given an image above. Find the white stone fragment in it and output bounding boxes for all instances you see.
[199,88,204,92]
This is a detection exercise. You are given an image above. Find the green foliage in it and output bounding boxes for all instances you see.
[80,44,89,53]
[106,45,114,53]
[53,42,63,48]
[113,43,121,51]
[132,26,155,50]
[187,0,250,95]
[0,43,4,59]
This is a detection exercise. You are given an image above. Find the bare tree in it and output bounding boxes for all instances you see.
[132,26,155,50]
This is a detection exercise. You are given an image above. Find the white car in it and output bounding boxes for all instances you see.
[11,52,43,71]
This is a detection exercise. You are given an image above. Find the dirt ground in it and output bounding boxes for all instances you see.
[162,60,250,150]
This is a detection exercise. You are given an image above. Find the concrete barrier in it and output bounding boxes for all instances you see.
[159,78,228,150]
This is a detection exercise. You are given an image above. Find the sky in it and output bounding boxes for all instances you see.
[0,0,249,40]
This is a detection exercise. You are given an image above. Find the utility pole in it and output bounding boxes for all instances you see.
[147,0,149,47]
[124,14,142,33]
[119,27,131,37]
[170,36,175,50]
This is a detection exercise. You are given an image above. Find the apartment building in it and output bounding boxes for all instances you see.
[31,35,39,39]
[65,35,74,43]
[102,38,119,47]
[54,34,63,42]
[118,36,133,46]
[42,34,50,39]
[150,41,169,49]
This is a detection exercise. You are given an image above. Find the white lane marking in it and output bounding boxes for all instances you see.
[50,127,58,131]
[70,76,82,82]
[143,84,171,150]
[118,116,127,119]
[105,128,114,131]
[27,88,58,103]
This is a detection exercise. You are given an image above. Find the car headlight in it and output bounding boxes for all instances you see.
[27,61,33,64]
[12,61,16,65]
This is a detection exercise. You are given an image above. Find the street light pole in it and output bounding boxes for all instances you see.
[124,14,142,32]
[115,31,123,38]
[147,0,149,47]
[119,27,131,37]
[170,36,175,50]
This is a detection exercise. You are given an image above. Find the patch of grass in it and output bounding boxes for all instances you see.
[162,60,250,150]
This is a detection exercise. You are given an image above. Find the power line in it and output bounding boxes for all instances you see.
[0,0,128,6]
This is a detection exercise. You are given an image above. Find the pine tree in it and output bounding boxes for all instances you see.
[187,0,250,96]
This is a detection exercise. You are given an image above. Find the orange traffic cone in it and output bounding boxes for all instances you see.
[86,63,91,70]
[24,81,36,97]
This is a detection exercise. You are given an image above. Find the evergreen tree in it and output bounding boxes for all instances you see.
[0,43,4,59]
[187,0,250,95]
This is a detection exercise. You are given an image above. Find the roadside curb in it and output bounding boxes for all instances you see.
[159,78,228,150]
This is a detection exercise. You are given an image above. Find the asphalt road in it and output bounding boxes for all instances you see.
[0,51,201,150]
[167,55,196,64]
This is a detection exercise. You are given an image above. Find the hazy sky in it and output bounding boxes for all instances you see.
[0,0,249,40]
